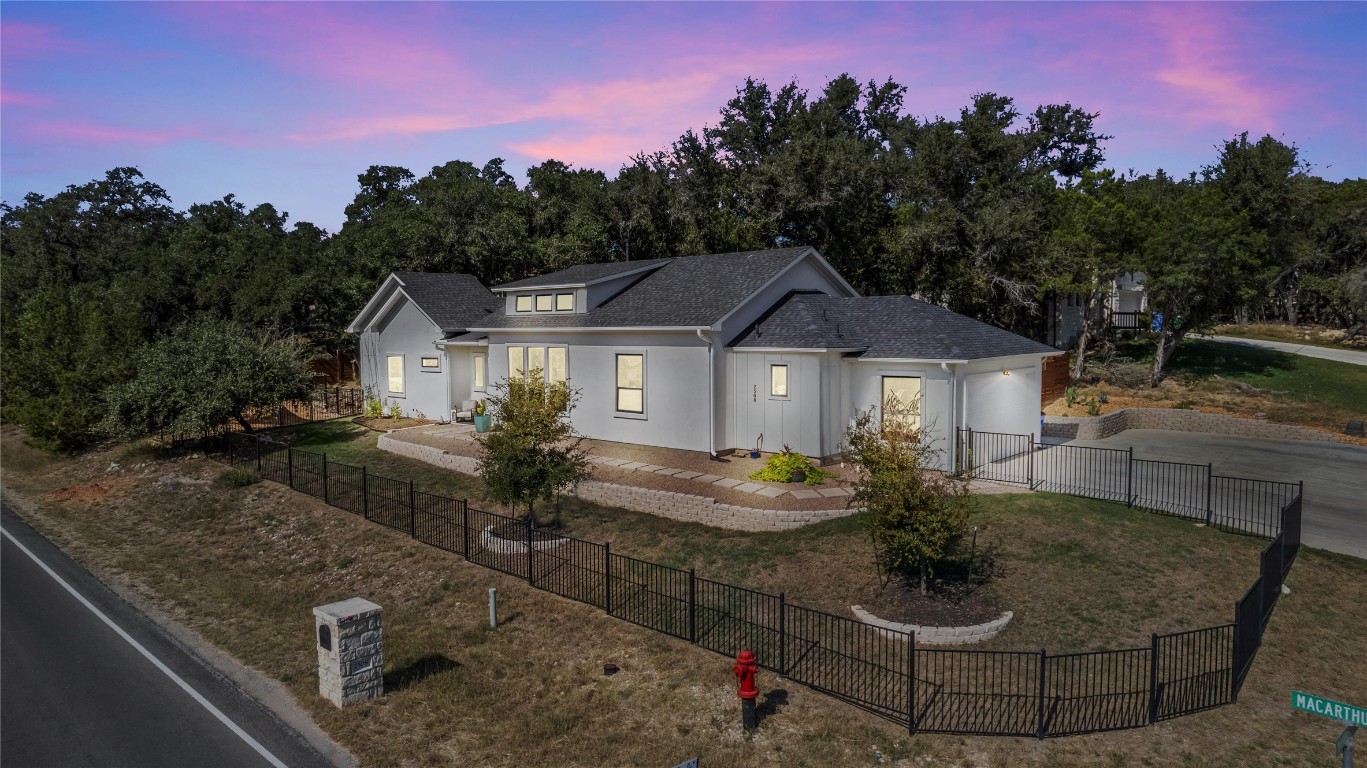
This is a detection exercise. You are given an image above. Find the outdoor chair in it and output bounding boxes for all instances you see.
[452,400,476,423]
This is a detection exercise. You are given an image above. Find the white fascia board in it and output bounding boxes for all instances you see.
[435,339,488,348]
[465,325,709,334]
[853,357,971,365]
[490,282,587,293]
[346,274,442,334]
[346,273,402,333]
[725,347,867,354]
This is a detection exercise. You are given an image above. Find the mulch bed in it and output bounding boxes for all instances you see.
[353,416,437,432]
[859,577,1002,627]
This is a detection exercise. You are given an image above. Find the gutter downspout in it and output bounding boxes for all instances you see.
[697,329,718,459]
[941,362,957,471]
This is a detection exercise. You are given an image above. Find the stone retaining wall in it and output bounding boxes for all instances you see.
[850,605,1013,645]
[378,434,859,532]
[1043,407,1336,442]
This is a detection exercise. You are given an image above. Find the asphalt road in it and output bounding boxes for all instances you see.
[1066,430,1367,559]
[1,504,337,768]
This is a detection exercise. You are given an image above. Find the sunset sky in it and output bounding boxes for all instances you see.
[3,1,1363,232]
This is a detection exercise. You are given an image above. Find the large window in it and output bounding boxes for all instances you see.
[386,355,405,396]
[770,364,789,397]
[547,347,567,385]
[472,353,486,391]
[616,354,644,414]
[555,293,574,311]
[515,296,532,312]
[881,376,921,433]
[527,346,545,376]
[508,346,525,380]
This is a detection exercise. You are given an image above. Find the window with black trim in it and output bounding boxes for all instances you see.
[555,293,574,311]
[615,354,644,414]
[770,364,788,397]
[420,356,440,371]
[535,294,552,312]
[515,295,532,312]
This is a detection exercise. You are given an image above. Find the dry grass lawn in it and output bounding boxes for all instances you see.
[2,425,1363,768]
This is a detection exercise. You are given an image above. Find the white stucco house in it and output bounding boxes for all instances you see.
[348,247,1061,470]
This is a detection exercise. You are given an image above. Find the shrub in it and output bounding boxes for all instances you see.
[387,402,403,419]
[215,467,260,488]
[1085,397,1102,416]
[749,445,838,485]
[364,398,384,418]
[1064,386,1079,407]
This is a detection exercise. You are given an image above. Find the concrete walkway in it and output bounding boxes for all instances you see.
[1196,334,1367,366]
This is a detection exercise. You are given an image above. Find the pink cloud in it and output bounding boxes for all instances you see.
[0,90,52,107]
[507,133,662,170]
[28,121,251,148]
[0,20,76,59]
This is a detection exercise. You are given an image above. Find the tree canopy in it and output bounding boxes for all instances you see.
[2,75,1363,450]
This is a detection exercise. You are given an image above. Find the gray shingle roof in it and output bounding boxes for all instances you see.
[472,247,815,329]
[729,293,1057,360]
[392,272,502,331]
[493,258,674,290]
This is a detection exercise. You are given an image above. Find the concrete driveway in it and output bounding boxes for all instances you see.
[1196,334,1367,366]
[1062,429,1366,559]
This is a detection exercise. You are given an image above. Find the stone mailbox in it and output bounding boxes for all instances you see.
[314,597,383,707]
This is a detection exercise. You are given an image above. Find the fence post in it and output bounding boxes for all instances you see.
[1205,464,1214,526]
[778,592,787,676]
[1231,605,1240,702]
[409,480,417,538]
[907,632,917,735]
[287,448,295,490]
[1126,447,1134,507]
[688,568,697,644]
[461,499,470,558]
[604,542,613,616]
[255,437,262,473]
[322,453,329,506]
[1148,632,1160,724]
[1037,648,1048,739]
[526,515,534,585]
[1028,434,1035,489]
[361,466,369,519]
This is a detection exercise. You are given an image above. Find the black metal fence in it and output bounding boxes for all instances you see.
[158,386,364,447]
[210,430,1301,738]
[956,428,1300,538]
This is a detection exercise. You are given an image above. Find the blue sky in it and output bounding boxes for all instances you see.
[3,1,1364,232]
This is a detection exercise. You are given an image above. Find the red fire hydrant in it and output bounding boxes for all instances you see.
[733,649,759,730]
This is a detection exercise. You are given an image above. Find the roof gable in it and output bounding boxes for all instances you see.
[492,258,673,291]
[348,272,501,333]
[729,293,1058,361]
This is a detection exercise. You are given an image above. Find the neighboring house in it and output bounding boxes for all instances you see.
[348,248,1061,470]
[1045,272,1148,349]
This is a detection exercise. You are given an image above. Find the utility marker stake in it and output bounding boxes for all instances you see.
[488,588,498,629]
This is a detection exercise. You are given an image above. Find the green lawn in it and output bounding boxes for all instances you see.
[263,418,1259,652]
[1113,338,1367,429]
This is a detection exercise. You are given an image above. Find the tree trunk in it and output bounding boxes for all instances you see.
[1071,292,1106,383]
[919,558,928,596]
[234,413,254,433]
[1149,328,1187,387]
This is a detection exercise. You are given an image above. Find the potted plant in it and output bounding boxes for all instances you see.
[472,399,492,433]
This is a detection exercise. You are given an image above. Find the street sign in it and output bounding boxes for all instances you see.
[1292,691,1367,726]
